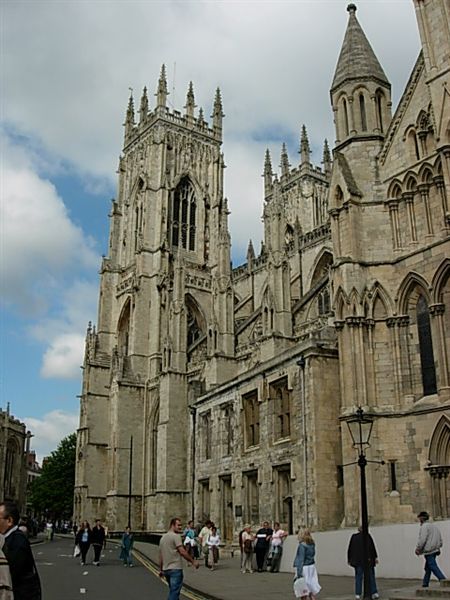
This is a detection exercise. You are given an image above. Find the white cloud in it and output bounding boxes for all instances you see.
[23,410,79,464]
[1,142,99,312]
[40,333,85,379]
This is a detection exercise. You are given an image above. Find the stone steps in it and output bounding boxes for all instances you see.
[390,580,450,600]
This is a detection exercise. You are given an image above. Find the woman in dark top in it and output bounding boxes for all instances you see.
[254,521,273,572]
[75,521,91,566]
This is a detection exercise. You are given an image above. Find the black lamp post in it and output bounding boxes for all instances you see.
[346,407,374,600]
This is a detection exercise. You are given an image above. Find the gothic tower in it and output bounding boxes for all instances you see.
[75,67,234,530]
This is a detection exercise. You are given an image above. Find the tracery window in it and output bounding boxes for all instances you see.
[171,177,196,251]
[187,306,202,348]
[417,295,437,395]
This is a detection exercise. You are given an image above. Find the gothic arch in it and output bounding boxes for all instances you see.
[366,283,392,319]
[309,249,333,289]
[387,179,403,199]
[432,258,450,303]
[404,173,418,192]
[427,415,450,519]
[396,272,431,314]
[334,287,348,320]
[117,298,132,356]
[348,287,363,317]
[334,185,344,207]
[429,415,450,465]
[418,164,434,184]
[185,294,206,349]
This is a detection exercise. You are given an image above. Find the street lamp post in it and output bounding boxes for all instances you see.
[346,407,374,600]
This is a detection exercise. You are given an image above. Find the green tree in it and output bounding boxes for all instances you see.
[29,432,76,519]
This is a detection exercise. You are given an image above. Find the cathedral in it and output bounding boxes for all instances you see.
[75,0,450,538]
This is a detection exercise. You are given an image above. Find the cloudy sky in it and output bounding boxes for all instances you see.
[1,0,420,461]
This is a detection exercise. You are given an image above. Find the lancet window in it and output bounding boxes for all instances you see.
[417,295,437,396]
[171,177,196,251]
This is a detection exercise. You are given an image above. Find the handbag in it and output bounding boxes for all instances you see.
[74,544,81,557]
[293,576,309,598]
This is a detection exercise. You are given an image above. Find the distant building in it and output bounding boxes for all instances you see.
[0,406,28,512]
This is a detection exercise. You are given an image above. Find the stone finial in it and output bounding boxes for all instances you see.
[263,148,273,197]
[300,124,310,165]
[322,139,332,174]
[347,3,357,14]
[198,107,205,126]
[212,87,224,136]
[247,239,255,261]
[185,81,196,119]
[280,143,290,177]
[124,91,135,138]
[139,86,149,123]
[156,64,168,108]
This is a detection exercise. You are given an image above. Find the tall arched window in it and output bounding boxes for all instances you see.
[343,98,349,137]
[171,178,196,251]
[4,439,18,498]
[359,93,367,131]
[417,295,437,395]
[376,91,384,132]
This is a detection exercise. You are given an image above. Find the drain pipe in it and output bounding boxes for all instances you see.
[297,355,308,528]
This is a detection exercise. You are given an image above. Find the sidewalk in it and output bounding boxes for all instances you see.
[134,541,425,600]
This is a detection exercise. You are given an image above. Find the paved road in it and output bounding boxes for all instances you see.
[35,536,183,600]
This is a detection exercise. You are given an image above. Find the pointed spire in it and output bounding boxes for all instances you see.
[263,149,273,197]
[156,64,168,108]
[247,239,255,262]
[280,143,290,177]
[331,4,389,93]
[139,86,149,124]
[185,81,196,119]
[124,91,135,139]
[198,107,205,126]
[212,87,224,138]
[322,139,332,175]
[300,125,310,165]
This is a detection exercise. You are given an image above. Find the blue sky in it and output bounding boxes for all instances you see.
[1,0,420,461]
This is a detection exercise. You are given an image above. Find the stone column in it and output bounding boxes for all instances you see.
[429,303,449,388]
[403,192,417,243]
[418,183,433,235]
[387,200,401,249]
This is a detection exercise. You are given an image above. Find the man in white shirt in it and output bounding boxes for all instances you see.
[415,511,446,588]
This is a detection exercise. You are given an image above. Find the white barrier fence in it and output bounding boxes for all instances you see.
[279,520,450,578]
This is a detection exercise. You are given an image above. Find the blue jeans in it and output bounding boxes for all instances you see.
[354,565,378,596]
[164,569,183,600]
[423,553,446,587]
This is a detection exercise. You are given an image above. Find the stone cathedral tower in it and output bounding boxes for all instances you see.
[75,67,235,529]
[76,1,449,538]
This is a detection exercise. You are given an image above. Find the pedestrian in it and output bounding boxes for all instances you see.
[159,517,199,600]
[0,534,13,600]
[347,527,379,600]
[207,526,221,570]
[182,520,197,561]
[238,527,246,571]
[269,521,288,573]
[0,501,41,600]
[415,511,446,588]
[293,528,321,600]
[241,524,254,574]
[198,520,212,568]
[75,520,92,566]
[119,526,134,567]
[255,520,273,572]
[91,519,106,566]
[45,520,52,541]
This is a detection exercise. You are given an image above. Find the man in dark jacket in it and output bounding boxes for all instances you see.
[347,527,379,600]
[91,519,106,566]
[0,501,41,600]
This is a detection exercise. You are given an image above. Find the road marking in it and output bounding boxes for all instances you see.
[83,571,89,575]
[80,588,86,594]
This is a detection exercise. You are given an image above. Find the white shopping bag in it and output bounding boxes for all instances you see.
[293,576,309,598]
[74,544,81,558]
